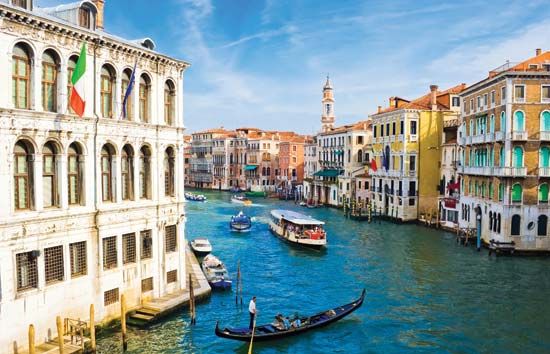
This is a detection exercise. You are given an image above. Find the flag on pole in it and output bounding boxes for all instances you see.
[70,43,87,117]
[370,158,378,172]
[122,60,137,119]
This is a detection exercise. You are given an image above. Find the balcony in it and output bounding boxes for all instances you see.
[494,131,504,141]
[397,134,404,142]
[512,131,528,141]
[409,134,418,142]
[485,132,494,142]
[458,137,466,146]
[390,136,396,142]
[540,131,550,141]
[463,166,493,176]
[540,167,550,177]
[465,136,472,145]
[471,134,485,144]
[493,167,527,177]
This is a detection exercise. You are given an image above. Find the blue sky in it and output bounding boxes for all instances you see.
[37,0,550,134]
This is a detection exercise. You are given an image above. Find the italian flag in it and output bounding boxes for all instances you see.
[70,43,86,117]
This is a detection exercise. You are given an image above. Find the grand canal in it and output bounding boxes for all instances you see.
[97,190,550,353]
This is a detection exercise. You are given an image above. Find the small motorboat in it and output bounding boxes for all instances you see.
[190,238,212,257]
[215,289,365,342]
[201,254,232,290]
[185,192,207,202]
[299,201,307,207]
[230,211,252,232]
[231,195,252,206]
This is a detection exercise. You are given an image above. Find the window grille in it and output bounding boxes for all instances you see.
[44,245,64,284]
[16,251,38,291]
[165,225,177,253]
[141,230,152,259]
[141,277,153,292]
[103,236,118,270]
[167,270,177,284]
[70,241,87,277]
[122,233,136,264]
[104,288,119,306]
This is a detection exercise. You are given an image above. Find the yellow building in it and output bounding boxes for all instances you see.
[369,84,466,221]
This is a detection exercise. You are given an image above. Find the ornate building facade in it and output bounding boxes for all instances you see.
[0,1,188,352]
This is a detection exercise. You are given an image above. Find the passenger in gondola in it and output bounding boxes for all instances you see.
[271,315,284,330]
[283,317,291,330]
[291,318,301,328]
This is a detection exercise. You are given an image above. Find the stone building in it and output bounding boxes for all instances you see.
[0,0,188,352]
[369,84,465,221]
[458,49,550,251]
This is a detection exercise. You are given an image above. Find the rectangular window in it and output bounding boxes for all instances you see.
[392,122,396,135]
[79,8,90,28]
[141,230,152,259]
[122,233,136,265]
[141,277,153,292]
[70,241,87,277]
[386,123,390,136]
[373,126,377,138]
[104,288,119,306]
[357,136,364,144]
[380,125,384,137]
[165,225,177,253]
[16,251,38,291]
[409,155,416,171]
[44,246,64,284]
[400,120,404,134]
[452,97,460,107]
[410,121,417,135]
[483,93,488,107]
[542,85,550,102]
[501,86,506,103]
[470,99,474,113]
[102,236,117,270]
[477,96,482,110]
[167,270,177,283]
[514,85,525,102]
[490,91,495,104]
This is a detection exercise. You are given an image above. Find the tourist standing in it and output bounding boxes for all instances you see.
[249,296,257,330]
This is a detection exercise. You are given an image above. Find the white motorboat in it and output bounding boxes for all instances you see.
[231,195,252,205]
[190,238,212,257]
[201,254,232,290]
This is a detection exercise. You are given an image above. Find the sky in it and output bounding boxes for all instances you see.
[36,0,550,134]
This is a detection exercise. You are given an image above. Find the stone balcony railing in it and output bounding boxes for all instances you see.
[540,131,550,141]
[512,131,528,141]
[540,167,550,177]
[492,167,528,177]
[494,131,504,141]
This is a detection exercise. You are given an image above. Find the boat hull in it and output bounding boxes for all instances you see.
[192,249,211,257]
[268,221,326,250]
[230,223,252,232]
[215,289,365,342]
[210,280,232,290]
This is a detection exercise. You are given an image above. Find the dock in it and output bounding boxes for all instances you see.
[127,244,211,327]
[20,335,90,354]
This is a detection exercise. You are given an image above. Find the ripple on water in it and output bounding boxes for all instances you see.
[97,190,550,353]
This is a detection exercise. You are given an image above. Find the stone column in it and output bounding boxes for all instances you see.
[34,154,44,212]
[58,62,68,114]
[33,59,42,112]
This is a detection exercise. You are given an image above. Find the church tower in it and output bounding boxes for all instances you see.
[321,76,335,132]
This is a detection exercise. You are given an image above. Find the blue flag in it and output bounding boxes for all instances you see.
[122,60,137,118]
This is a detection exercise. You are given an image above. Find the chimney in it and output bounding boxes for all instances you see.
[430,85,438,111]
[389,97,396,108]
[536,48,542,56]
[377,105,382,114]
[92,0,105,30]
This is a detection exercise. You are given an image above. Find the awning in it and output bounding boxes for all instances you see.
[313,169,343,177]
[244,165,258,171]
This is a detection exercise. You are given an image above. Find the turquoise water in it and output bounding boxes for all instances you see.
[97,190,550,353]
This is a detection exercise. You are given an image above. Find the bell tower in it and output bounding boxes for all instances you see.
[321,75,335,132]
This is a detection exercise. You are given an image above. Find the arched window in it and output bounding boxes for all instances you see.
[229,153,234,164]
[12,44,32,109]
[67,56,78,113]
[540,147,550,168]
[497,213,501,233]
[469,120,474,136]
[164,80,175,126]
[42,50,59,112]
[498,183,504,201]
[511,214,521,236]
[100,65,115,118]
[267,167,271,176]
[538,215,548,236]
[514,111,525,131]
[164,147,175,197]
[489,114,495,133]
[262,167,266,176]
[348,149,351,163]
[489,147,494,166]
[541,111,550,132]
[121,69,133,120]
[68,142,83,205]
[139,74,151,123]
[500,112,506,133]
[121,145,134,200]
[511,183,522,203]
[42,142,60,208]
[489,182,493,200]
[539,183,549,203]
[101,145,115,202]
[513,146,523,167]
[14,140,34,210]
[358,151,363,163]
[139,146,151,199]
[499,146,505,167]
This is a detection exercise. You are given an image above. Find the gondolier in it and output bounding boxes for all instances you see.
[249,296,257,330]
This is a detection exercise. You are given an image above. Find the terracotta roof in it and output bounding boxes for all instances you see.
[374,83,467,115]
[320,120,371,135]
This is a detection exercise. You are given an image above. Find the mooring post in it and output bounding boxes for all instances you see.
[28,324,35,354]
[189,273,196,325]
[121,294,127,351]
[90,304,96,353]
[56,316,64,354]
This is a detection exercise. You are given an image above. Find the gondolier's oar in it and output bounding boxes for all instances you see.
[248,318,256,354]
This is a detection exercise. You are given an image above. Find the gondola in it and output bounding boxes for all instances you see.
[215,289,365,342]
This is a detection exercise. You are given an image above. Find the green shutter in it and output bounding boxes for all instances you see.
[539,184,549,202]
[514,111,525,131]
[513,146,523,167]
[542,111,550,131]
[541,147,550,168]
[512,184,522,202]
[500,112,506,132]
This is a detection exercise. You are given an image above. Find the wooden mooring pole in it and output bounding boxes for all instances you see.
[121,294,127,351]
[28,324,35,354]
[189,273,196,325]
[56,316,64,354]
[90,304,96,353]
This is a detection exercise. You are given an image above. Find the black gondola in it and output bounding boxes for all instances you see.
[215,289,365,342]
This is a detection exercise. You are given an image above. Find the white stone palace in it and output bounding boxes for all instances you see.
[0,1,189,352]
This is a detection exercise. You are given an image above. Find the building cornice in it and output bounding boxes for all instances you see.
[460,71,550,96]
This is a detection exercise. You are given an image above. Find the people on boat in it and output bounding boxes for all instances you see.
[248,296,257,330]
[283,317,291,330]
[272,314,285,330]
[291,318,302,328]
[325,309,336,317]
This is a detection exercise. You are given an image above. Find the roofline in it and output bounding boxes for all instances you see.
[460,71,550,96]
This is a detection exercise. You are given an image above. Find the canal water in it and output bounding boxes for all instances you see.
[97,190,550,353]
